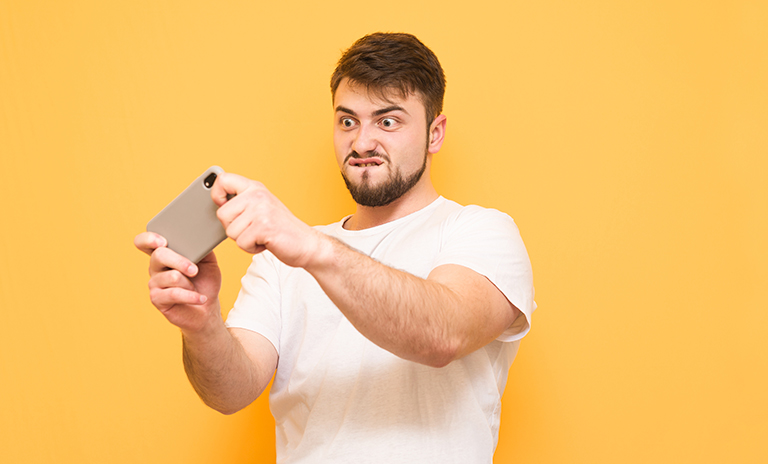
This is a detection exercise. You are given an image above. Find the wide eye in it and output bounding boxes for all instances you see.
[341,117,356,128]
[380,118,396,128]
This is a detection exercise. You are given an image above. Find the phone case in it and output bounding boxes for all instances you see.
[146,166,227,263]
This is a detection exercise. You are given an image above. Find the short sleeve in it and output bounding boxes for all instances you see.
[433,206,536,341]
[225,251,283,354]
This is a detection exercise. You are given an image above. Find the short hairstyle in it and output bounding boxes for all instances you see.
[330,32,446,124]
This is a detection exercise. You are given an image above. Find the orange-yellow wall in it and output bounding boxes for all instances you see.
[1,1,766,463]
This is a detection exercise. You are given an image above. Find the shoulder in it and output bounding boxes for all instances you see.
[436,199,520,237]
[435,197,513,219]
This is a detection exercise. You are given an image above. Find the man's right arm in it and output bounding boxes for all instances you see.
[182,323,277,415]
[134,232,277,414]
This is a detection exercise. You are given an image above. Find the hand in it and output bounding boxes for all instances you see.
[211,173,325,269]
[134,232,223,333]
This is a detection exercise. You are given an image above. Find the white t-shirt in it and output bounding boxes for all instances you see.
[226,197,535,463]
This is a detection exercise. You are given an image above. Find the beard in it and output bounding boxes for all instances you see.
[341,150,428,207]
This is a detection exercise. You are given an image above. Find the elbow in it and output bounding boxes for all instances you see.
[424,356,454,369]
[207,400,246,416]
[419,338,463,368]
[193,381,267,415]
[217,407,242,416]
[196,393,249,415]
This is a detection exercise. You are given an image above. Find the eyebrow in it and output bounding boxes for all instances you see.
[372,105,407,117]
[335,105,408,117]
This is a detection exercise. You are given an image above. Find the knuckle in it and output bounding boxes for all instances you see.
[148,288,163,306]
[236,236,251,252]
[169,270,183,285]
[167,287,182,301]
[246,184,266,200]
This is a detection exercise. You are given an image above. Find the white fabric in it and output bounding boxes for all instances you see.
[226,197,535,463]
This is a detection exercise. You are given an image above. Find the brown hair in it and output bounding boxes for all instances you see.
[330,32,446,124]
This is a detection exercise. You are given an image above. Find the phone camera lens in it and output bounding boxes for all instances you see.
[203,172,217,189]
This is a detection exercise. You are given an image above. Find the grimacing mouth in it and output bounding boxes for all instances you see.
[345,151,388,167]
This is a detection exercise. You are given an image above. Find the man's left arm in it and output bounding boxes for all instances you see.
[306,238,520,367]
[212,172,521,368]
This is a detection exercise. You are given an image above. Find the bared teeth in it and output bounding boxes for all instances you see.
[360,163,377,167]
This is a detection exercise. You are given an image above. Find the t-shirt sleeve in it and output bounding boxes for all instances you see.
[224,251,283,355]
[433,206,536,342]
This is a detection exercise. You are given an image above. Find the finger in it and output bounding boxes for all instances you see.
[234,222,267,254]
[217,183,275,236]
[216,192,247,230]
[149,269,196,293]
[149,286,207,309]
[211,172,254,206]
[134,232,167,256]
[149,246,198,277]
[222,205,258,243]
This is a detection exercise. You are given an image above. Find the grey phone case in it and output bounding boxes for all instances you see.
[146,166,227,263]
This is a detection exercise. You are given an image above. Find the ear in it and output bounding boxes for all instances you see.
[427,114,447,154]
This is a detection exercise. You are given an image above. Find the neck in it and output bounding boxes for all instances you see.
[343,182,439,231]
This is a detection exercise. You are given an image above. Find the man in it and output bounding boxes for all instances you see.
[135,32,535,463]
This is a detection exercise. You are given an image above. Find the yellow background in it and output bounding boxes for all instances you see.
[1,1,766,463]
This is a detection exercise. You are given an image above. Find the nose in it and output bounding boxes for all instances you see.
[351,123,378,156]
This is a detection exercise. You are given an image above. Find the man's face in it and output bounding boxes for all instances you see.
[333,78,432,207]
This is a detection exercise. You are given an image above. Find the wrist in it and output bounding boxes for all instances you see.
[180,300,226,342]
[302,231,343,275]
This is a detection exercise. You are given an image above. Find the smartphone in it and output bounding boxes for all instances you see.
[146,166,228,263]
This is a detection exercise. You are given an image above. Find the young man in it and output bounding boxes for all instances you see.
[135,32,535,463]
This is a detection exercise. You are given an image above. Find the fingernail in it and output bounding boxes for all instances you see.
[199,295,207,303]
[188,264,198,275]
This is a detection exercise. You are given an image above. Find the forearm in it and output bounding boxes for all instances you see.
[181,314,267,414]
[306,236,510,367]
